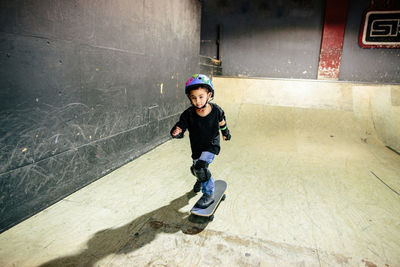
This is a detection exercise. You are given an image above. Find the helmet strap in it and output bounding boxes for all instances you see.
[188,97,211,111]
[196,101,208,111]
[187,92,213,111]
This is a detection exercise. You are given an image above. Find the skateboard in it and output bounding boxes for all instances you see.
[190,180,227,221]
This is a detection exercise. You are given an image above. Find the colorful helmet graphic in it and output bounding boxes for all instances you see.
[185,74,214,97]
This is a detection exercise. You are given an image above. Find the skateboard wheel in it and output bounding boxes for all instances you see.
[209,215,214,221]
[222,194,226,201]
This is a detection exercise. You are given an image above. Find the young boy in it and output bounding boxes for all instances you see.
[170,74,231,208]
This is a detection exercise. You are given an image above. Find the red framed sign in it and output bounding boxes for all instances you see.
[359,10,400,48]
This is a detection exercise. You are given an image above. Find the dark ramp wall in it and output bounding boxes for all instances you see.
[340,0,400,83]
[0,0,201,232]
[201,0,400,83]
[201,0,324,79]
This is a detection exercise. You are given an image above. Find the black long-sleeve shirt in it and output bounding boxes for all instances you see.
[174,103,226,159]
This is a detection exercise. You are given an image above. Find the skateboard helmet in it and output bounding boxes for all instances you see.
[185,74,214,97]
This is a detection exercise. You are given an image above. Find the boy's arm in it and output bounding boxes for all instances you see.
[219,119,231,141]
[217,105,231,141]
[170,111,188,139]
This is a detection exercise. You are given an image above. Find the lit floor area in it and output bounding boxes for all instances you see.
[1,77,400,266]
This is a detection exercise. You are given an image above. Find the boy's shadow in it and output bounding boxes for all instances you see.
[40,190,209,266]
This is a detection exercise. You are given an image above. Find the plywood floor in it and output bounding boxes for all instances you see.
[1,78,400,266]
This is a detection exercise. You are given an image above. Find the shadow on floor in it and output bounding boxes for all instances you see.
[39,190,209,266]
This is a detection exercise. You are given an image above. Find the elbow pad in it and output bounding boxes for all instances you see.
[220,124,231,140]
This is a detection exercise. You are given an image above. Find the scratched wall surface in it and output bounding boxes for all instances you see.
[0,0,201,232]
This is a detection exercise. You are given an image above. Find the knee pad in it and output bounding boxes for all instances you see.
[192,160,211,182]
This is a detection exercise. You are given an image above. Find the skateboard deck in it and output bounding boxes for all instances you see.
[190,180,227,219]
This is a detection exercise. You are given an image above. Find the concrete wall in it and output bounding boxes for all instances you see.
[201,0,400,83]
[0,0,201,232]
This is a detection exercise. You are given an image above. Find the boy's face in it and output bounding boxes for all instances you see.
[189,87,212,109]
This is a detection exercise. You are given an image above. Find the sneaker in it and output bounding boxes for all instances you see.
[193,181,201,193]
[195,193,214,208]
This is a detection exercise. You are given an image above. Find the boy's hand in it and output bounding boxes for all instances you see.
[172,126,182,136]
[222,132,231,141]
[170,126,184,138]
